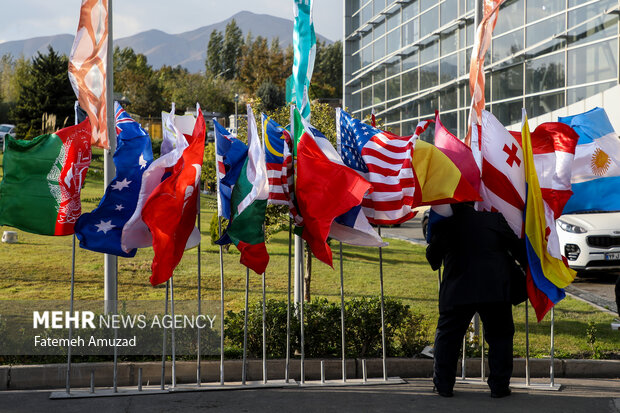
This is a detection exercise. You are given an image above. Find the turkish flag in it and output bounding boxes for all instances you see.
[142,110,206,286]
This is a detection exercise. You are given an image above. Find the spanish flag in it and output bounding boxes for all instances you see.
[522,109,576,320]
[411,139,482,206]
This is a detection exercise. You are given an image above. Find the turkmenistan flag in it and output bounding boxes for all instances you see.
[0,119,92,235]
[217,104,270,274]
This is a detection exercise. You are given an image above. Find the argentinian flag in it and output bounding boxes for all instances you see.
[559,107,620,213]
[293,0,316,120]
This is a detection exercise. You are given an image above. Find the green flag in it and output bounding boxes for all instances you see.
[221,105,270,274]
[0,120,92,235]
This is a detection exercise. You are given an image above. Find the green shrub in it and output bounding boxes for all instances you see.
[224,297,430,358]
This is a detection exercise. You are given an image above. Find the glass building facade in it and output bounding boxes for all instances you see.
[343,0,620,138]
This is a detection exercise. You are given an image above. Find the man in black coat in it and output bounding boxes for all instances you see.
[426,202,527,398]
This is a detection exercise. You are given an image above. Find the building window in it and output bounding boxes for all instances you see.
[568,39,618,86]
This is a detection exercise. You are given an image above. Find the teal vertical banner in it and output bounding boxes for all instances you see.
[292,0,316,120]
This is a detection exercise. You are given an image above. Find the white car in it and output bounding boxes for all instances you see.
[0,124,15,150]
[556,211,620,272]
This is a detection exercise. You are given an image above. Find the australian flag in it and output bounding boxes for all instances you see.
[74,102,154,257]
[214,119,248,220]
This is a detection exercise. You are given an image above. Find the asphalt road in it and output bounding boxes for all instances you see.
[2,378,619,413]
[380,210,619,317]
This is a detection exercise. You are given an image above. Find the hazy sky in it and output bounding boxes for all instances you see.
[0,0,343,43]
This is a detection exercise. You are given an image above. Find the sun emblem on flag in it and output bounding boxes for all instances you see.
[590,147,611,176]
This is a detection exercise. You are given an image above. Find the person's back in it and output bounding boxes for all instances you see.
[427,205,524,312]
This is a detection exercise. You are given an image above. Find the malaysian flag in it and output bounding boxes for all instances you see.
[337,109,431,225]
[262,114,293,206]
[213,120,248,220]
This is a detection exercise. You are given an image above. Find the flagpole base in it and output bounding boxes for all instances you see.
[298,377,406,387]
[456,378,563,391]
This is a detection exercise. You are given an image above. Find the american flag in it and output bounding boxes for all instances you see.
[337,109,431,225]
[262,114,293,206]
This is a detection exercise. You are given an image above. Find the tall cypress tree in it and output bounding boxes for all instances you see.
[206,29,224,76]
[222,19,243,80]
[12,47,75,138]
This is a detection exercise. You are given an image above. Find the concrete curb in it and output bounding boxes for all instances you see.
[1,358,618,390]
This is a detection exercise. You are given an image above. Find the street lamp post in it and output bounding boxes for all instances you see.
[234,93,239,133]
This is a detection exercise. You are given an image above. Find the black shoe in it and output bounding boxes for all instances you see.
[433,385,454,398]
[490,388,511,398]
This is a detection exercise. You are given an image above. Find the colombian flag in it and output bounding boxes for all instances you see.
[522,110,576,320]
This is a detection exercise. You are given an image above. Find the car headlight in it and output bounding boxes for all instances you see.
[557,219,587,234]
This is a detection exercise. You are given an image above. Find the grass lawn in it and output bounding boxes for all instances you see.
[0,149,618,359]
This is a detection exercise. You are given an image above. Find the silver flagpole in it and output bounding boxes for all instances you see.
[214,115,226,386]
[103,0,117,316]
[377,226,387,381]
[300,243,305,385]
[262,270,267,384]
[161,281,169,390]
[525,302,530,386]
[339,242,346,382]
[285,219,292,383]
[218,218,225,385]
[550,306,555,387]
[481,322,485,381]
[461,335,466,379]
[66,235,76,394]
[242,267,249,385]
[196,103,202,387]
[171,276,176,389]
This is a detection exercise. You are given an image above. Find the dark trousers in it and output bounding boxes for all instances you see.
[433,302,515,393]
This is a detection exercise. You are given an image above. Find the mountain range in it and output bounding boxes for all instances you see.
[0,11,332,73]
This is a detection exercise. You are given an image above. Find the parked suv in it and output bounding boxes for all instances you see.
[556,211,620,272]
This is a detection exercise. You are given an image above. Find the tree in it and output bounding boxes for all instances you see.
[11,47,74,138]
[206,30,224,76]
[222,19,243,80]
[113,46,164,116]
[310,41,343,100]
[257,79,284,112]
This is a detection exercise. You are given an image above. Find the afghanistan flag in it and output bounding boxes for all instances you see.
[0,119,92,235]
[217,105,270,274]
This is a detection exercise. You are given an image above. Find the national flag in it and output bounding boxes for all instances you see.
[522,110,577,321]
[510,121,580,320]
[292,0,317,119]
[466,0,504,145]
[161,109,196,156]
[141,109,206,286]
[214,120,248,219]
[294,107,374,266]
[217,106,270,274]
[68,0,109,149]
[337,108,423,225]
[471,110,526,237]
[0,120,91,235]
[262,114,293,206]
[121,108,200,254]
[434,112,480,193]
[75,102,153,257]
[558,107,620,213]
[411,134,482,206]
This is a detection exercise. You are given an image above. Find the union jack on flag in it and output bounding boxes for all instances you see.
[213,120,248,220]
[115,104,145,137]
[337,109,431,225]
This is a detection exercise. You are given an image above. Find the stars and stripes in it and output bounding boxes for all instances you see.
[337,109,431,225]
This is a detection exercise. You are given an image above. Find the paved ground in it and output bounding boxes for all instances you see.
[1,378,618,412]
